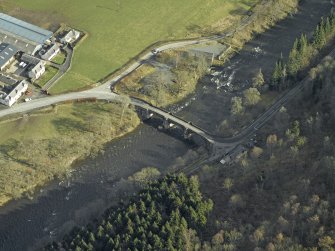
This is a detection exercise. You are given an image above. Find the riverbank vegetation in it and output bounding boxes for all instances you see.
[46,174,213,250]
[220,10,335,137]
[216,0,301,63]
[271,11,335,90]
[0,101,140,206]
[114,51,210,107]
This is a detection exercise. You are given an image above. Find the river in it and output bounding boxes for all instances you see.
[0,0,332,250]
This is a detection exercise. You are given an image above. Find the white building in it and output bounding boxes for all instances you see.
[28,60,45,80]
[40,43,60,61]
[60,29,80,44]
[0,80,28,106]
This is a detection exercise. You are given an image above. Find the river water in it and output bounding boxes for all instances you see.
[0,0,332,250]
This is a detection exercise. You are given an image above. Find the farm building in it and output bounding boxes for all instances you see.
[0,43,17,71]
[0,13,53,55]
[0,80,28,106]
[0,73,17,86]
[28,61,45,80]
[40,43,60,61]
[60,29,80,44]
[21,53,41,65]
[21,53,46,80]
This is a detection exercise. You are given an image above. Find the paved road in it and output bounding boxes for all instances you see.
[0,90,117,118]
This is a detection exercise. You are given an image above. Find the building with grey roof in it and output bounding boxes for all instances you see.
[0,73,17,86]
[21,53,41,65]
[0,13,53,55]
[20,53,46,80]
[0,43,17,71]
[0,79,28,106]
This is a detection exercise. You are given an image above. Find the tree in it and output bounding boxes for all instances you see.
[313,23,326,49]
[250,146,263,159]
[298,33,308,55]
[288,39,300,76]
[243,88,261,106]
[266,134,278,156]
[324,17,332,35]
[318,236,335,251]
[271,60,286,89]
[252,68,265,88]
[271,60,283,89]
[223,178,234,192]
[231,96,243,115]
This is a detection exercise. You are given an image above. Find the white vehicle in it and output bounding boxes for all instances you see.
[24,98,32,102]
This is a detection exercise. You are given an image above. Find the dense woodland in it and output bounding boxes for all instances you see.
[45,174,213,250]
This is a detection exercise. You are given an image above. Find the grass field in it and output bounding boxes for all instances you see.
[2,0,257,93]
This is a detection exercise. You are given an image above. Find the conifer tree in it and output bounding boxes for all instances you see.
[288,39,300,76]
[271,60,283,90]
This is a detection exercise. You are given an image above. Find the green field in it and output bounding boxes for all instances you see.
[3,0,256,93]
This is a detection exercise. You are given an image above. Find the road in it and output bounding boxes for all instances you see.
[0,31,334,161]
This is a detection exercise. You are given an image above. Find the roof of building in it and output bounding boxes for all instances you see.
[5,80,28,101]
[0,73,17,85]
[0,32,40,55]
[61,29,80,42]
[0,13,52,45]
[40,43,59,59]
[0,42,17,68]
[30,60,45,73]
[21,53,41,65]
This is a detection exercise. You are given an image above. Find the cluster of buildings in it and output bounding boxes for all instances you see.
[0,13,80,107]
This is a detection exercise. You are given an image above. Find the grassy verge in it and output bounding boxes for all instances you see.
[51,51,66,65]
[3,0,258,93]
[35,65,59,88]
[0,101,140,206]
